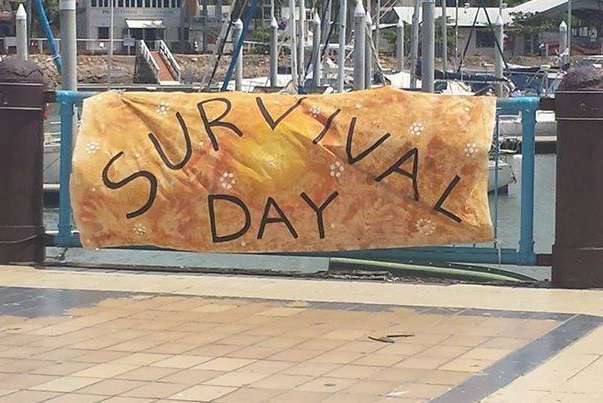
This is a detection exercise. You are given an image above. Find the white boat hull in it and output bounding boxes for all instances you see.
[44,142,60,185]
[488,160,514,193]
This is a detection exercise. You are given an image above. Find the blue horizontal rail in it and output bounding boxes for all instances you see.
[53,91,539,266]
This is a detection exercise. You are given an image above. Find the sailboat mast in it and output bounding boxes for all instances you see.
[337,0,347,92]
[290,0,299,86]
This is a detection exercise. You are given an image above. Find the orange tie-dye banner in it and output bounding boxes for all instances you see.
[71,87,496,252]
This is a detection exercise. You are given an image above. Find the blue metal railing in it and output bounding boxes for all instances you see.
[53,91,538,266]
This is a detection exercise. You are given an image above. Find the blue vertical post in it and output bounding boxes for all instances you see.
[518,101,537,264]
[56,91,75,246]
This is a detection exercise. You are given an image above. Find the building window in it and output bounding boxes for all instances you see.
[163,0,169,7]
[118,0,123,6]
[91,0,97,6]
[98,27,109,39]
[475,30,495,48]
[137,0,142,6]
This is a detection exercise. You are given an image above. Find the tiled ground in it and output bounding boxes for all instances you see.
[0,266,602,402]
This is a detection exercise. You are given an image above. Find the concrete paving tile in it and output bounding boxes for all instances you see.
[30,376,103,393]
[157,368,222,385]
[168,385,236,402]
[31,362,97,377]
[192,357,256,371]
[0,390,61,403]
[115,366,180,381]
[264,390,330,403]
[251,374,313,390]
[121,382,190,399]
[267,349,324,363]
[352,353,409,367]
[203,371,269,387]
[324,365,381,379]
[149,355,213,369]
[214,387,281,403]
[77,379,147,396]
[109,353,172,366]
[97,397,154,403]
[282,363,339,377]
[43,393,107,403]
[234,360,296,375]
[320,393,378,403]
[71,363,139,378]
[0,373,56,389]
[295,377,357,393]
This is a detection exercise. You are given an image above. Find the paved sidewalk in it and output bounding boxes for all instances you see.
[0,266,602,402]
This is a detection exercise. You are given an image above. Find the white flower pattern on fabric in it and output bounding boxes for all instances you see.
[85,141,100,155]
[415,218,436,236]
[409,122,424,136]
[464,142,478,157]
[355,103,363,109]
[310,105,321,118]
[157,101,170,117]
[330,161,344,178]
[220,172,235,190]
[115,89,125,97]
[133,224,146,236]
[463,105,471,113]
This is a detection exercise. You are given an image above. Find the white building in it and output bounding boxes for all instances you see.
[81,0,186,52]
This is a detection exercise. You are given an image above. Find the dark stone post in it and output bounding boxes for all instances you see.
[0,57,46,264]
[552,68,603,288]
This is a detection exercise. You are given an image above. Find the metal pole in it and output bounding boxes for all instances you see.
[60,0,77,90]
[16,4,28,61]
[353,1,365,90]
[270,17,278,87]
[559,20,568,67]
[108,0,114,88]
[312,12,322,88]
[234,19,243,91]
[454,0,458,70]
[375,0,381,57]
[396,16,404,71]
[365,11,372,88]
[289,0,299,87]
[298,0,306,80]
[217,0,223,25]
[494,12,503,97]
[337,0,347,92]
[410,0,420,88]
[202,0,208,53]
[421,0,435,92]
[441,0,447,73]
[321,0,333,38]
[567,0,572,61]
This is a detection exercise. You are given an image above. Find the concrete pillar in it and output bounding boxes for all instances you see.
[553,68,603,288]
[421,0,435,93]
[353,1,366,90]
